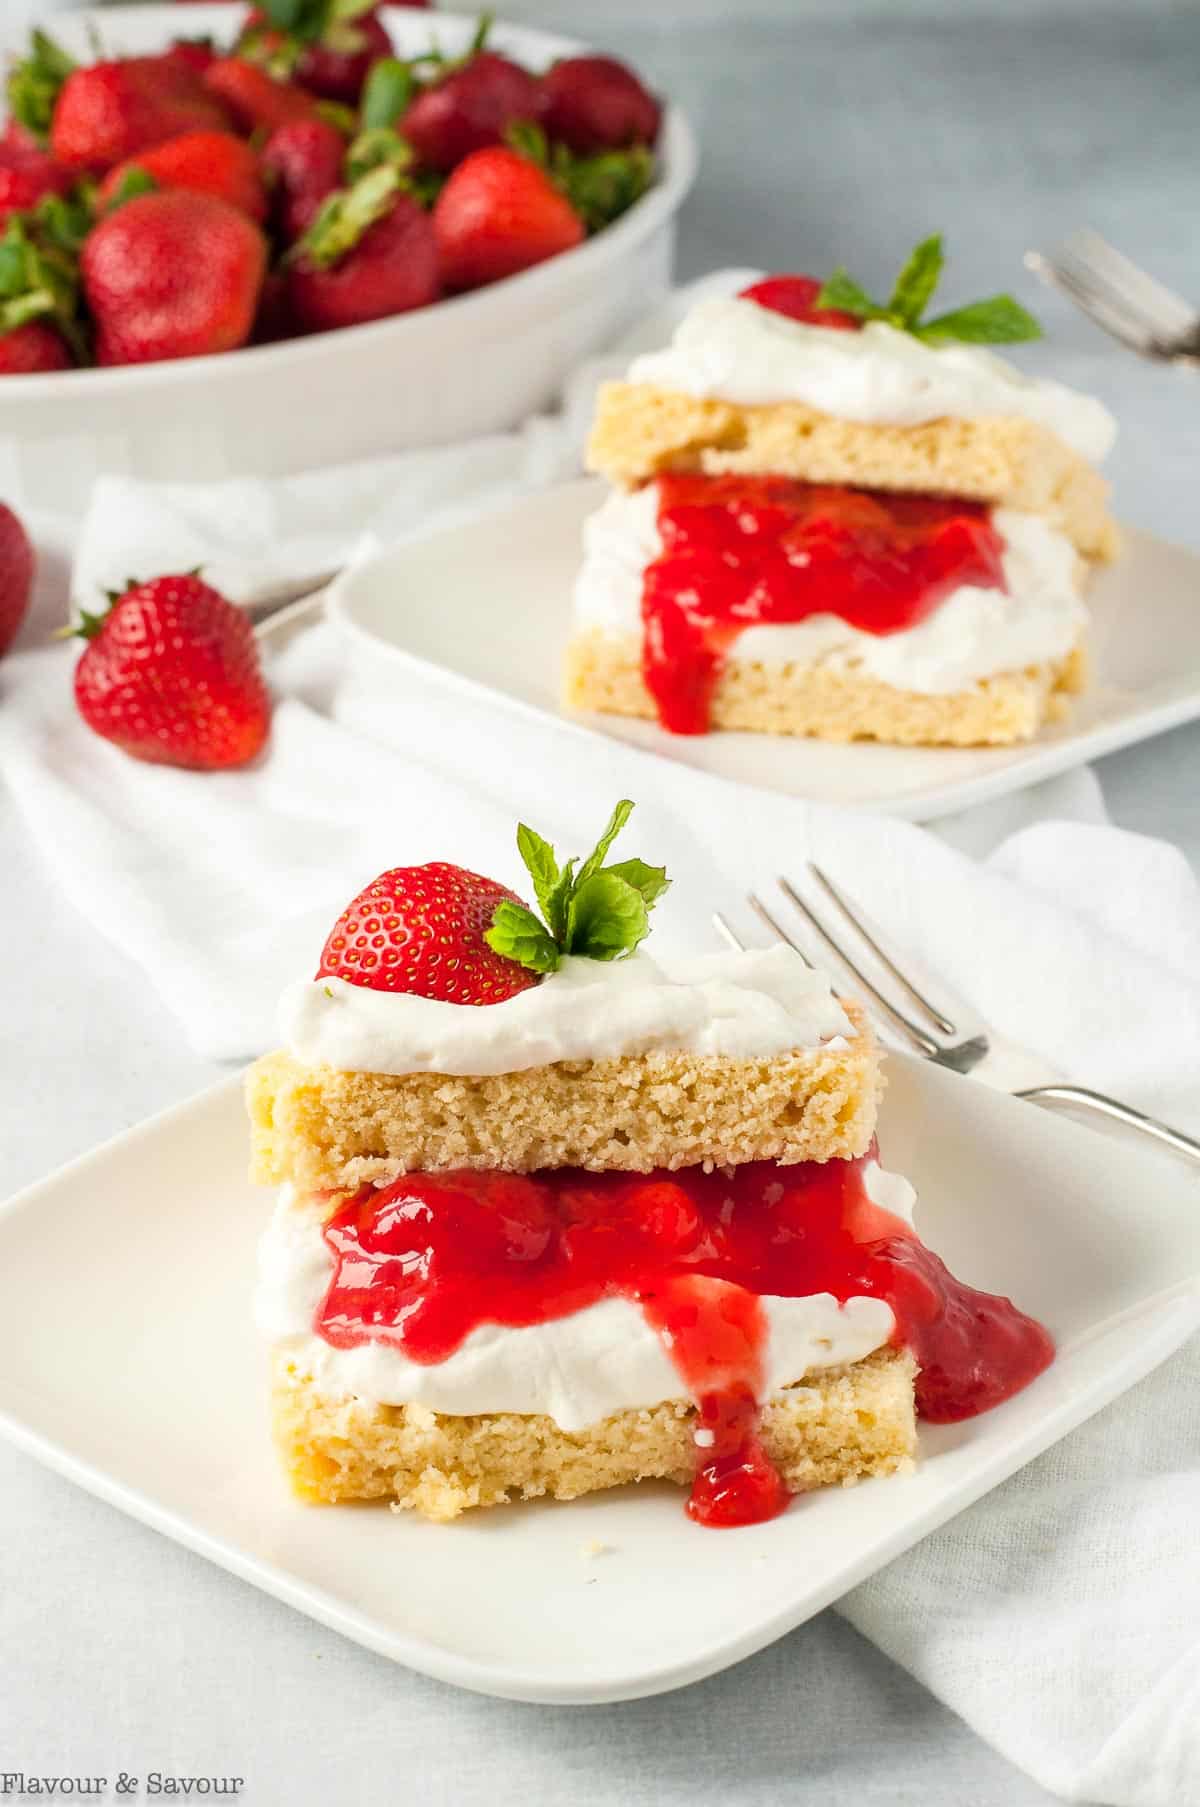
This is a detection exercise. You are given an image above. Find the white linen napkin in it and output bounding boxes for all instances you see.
[0,280,1197,1807]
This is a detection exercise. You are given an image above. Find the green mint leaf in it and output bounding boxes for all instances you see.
[815,267,885,320]
[604,857,670,908]
[915,295,1042,345]
[515,821,561,918]
[485,900,561,975]
[574,799,635,890]
[543,857,576,945]
[887,232,944,327]
[566,872,648,962]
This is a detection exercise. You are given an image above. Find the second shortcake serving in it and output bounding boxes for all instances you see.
[565,239,1119,744]
[247,801,1054,1527]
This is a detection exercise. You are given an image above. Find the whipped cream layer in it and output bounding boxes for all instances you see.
[256,1167,914,1431]
[574,485,1086,694]
[281,944,852,1077]
[628,296,1116,463]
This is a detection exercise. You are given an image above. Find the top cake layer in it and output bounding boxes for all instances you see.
[586,296,1119,561]
[246,947,882,1188]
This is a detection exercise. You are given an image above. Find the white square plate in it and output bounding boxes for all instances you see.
[1,1057,1197,1703]
[329,479,1200,821]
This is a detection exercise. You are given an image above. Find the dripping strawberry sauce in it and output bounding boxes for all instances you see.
[315,1151,1053,1528]
[640,475,1009,735]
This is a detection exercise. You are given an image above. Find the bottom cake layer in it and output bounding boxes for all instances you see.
[563,629,1087,747]
[271,1347,918,1522]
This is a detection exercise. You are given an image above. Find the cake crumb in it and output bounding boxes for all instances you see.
[581,1539,611,1559]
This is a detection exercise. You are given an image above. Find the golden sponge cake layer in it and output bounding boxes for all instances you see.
[585,382,1119,563]
[246,1002,879,1191]
[565,629,1088,747]
[271,1346,917,1519]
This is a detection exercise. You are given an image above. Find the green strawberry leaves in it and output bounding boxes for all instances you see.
[6,30,76,146]
[486,800,670,974]
[0,193,92,362]
[816,234,1042,347]
[505,121,653,235]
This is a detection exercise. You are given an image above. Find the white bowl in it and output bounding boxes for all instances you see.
[0,4,696,511]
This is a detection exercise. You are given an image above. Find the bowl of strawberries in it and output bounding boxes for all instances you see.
[0,3,695,508]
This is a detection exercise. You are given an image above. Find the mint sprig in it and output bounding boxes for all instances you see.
[486,800,669,974]
[816,234,1042,346]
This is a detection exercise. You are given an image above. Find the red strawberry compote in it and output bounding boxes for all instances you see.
[641,475,1008,733]
[312,1151,1053,1527]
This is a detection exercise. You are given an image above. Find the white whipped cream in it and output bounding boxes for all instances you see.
[256,1166,915,1432]
[627,296,1116,463]
[281,944,852,1077]
[573,484,1086,695]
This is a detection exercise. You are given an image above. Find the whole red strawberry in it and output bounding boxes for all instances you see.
[260,118,346,244]
[239,5,395,107]
[0,321,73,375]
[98,130,268,223]
[202,58,322,135]
[72,574,270,770]
[50,57,230,173]
[739,275,860,331]
[0,502,34,659]
[0,147,73,225]
[401,52,543,173]
[286,167,439,333]
[317,863,538,1003]
[82,189,267,365]
[433,146,584,292]
[540,55,661,155]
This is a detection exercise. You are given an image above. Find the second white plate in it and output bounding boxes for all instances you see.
[330,479,1200,821]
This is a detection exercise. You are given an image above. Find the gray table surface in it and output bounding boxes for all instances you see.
[2,6,1198,1803]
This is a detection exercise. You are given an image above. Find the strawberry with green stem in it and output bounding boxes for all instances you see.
[315,799,668,1003]
[237,0,402,108]
[397,18,544,175]
[539,54,661,156]
[97,130,268,223]
[284,162,440,332]
[0,191,92,365]
[82,188,268,364]
[260,116,348,243]
[68,573,271,770]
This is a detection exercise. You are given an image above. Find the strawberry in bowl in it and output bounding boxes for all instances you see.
[0,5,695,509]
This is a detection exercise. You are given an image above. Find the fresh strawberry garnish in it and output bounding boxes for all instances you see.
[0,146,73,225]
[739,275,861,331]
[70,573,270,770]
[97,130,268,223]
[285,165,439,332]
[433,145,583,291]
[260,117,347,243]
[316,863,540,1003]
[0,501,34,657]
[540,55,661,155]
[401,51,543,173]
[82,189,267,365]
[49,55,230,173]
[0,320,72,375]
[201,58,322,135]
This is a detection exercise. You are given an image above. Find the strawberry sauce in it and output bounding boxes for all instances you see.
[316,1153,1053,1527]
[639,475,1008,733]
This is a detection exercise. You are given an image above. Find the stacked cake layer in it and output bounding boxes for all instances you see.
[248,948,920,1522]
[565,281,1119,745]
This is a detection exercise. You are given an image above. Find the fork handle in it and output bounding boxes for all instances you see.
[1016,1085,1200,1167]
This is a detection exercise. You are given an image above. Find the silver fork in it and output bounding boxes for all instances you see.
[714,865,1200,1168]
[1025,229,1200,366]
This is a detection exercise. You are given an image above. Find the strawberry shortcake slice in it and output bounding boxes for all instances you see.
[566,240,1118,744]
[247,801,1053,1525]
